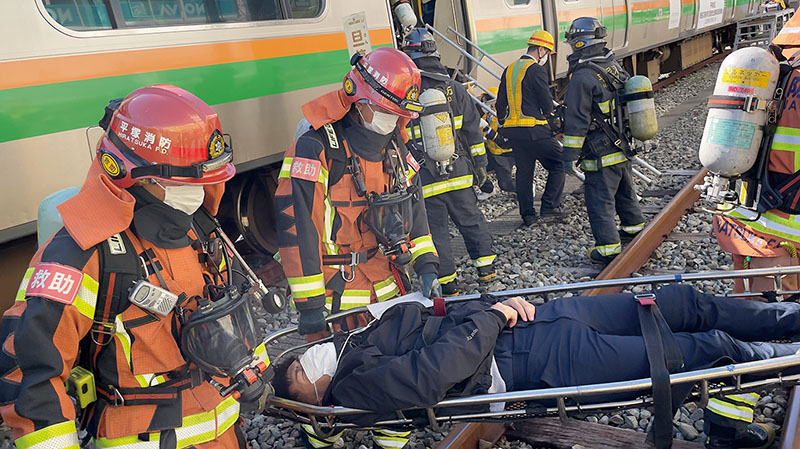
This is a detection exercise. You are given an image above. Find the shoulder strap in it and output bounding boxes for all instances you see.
[84,231,141,368]
[319,123,349,187]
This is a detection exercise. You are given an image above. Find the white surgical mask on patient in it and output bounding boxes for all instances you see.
[299,342,338,403]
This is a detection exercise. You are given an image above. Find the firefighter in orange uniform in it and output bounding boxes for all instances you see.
[275,47,440,341]
[0,85,258,448]
[714,16,800,297]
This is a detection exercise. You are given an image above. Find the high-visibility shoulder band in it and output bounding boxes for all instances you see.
[278,157,329,185]
[422,174,474,198]
[563,136,585,149]
[410,235,436,263]
[15,267,34,302]
[15,421,79,449]
[580,151,628,171]
[94,396,239,448]
[374,276,400,302]
[593,243,622,256]
[470,142,486,157]
[438,272,457,285]
[621,223,645,233]
[725,393,759,407]
[707,398,754,422]
[287,273,326,299]
[473,255,496,267]
[598,100,611,114]
[301,425,344,448]
[326,290,371,311]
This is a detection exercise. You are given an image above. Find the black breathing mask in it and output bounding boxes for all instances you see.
[365,187,416,266]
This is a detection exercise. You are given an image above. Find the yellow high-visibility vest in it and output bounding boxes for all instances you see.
[503,58,549,128]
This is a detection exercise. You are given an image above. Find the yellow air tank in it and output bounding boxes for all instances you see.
[624,75,658,141]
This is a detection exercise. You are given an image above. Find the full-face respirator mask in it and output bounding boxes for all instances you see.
[365,188,416,266]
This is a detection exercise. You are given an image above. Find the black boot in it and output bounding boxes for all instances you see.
[704,423,775,449]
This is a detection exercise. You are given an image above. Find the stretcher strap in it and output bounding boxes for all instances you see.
[635,293,684,449]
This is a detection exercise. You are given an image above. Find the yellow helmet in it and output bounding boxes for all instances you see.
[528,30,556,53]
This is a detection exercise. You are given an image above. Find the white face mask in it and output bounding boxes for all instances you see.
[156,182,205,215]
[362,104,399,135]
[299,342,338,403]
[538,50,549,66]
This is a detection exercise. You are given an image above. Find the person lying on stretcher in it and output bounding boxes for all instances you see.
[272,285,800,426]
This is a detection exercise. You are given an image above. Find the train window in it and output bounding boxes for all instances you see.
[505,0,531,5]
[43,0,113,30]
[42,0,323,31]
[288,0,322,18]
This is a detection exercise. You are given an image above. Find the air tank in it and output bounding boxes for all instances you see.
[624,75,658,141]
[698,47,780,177]
[418,88,456,164]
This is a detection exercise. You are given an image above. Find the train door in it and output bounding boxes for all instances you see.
[424,0,475,73]
[600,0,629,50]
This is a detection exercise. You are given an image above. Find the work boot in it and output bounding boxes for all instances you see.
[619,229,641,243]
[521,215,538,228]
[587,248,617,265]
[441,282,459,297]
[477,265,497,281]
[540,207,569,220]
[704,423,775,449]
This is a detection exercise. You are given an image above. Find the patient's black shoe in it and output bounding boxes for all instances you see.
[704,423,774,449]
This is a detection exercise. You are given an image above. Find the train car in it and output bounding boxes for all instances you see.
[0,0,761,255]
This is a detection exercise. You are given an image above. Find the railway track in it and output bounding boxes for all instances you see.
[433,53,800,449]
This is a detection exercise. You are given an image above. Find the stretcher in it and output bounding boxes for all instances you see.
[261,266,800,439]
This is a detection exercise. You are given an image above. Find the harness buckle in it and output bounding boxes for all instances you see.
[110,386,125,407]
[634,293,656,306]
[90,320,116,346]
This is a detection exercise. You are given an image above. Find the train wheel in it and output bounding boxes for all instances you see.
[234,170,279,256]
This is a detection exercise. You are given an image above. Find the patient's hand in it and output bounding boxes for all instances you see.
[490,296,535,328]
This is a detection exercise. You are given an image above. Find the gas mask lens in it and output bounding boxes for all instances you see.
[181,286,262,377]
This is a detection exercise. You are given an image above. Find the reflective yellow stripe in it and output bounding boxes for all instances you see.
[438,272,457,285]
[374,276,400,302]
[15,421,79,449]
[728,207,800,243]
[326,289,371,311]
[15,267,34,302]
[322,196,338,259]
[73,273,99,320]
[453,115,463,129]
[598,100,611,114]
[473,255,496,267]
[593,243,622,256]
[422,174,474,198]
[287,273,326,299]
[94,397,239,449]
[563,135,585,149]
[373,429,411,449]
[470,142,486,157]
[726,393,759,407]
[707,398,754,422]
[253,342,270,365]
[621,223,645,233]
[579,151,628,171]
[301,425,343,448]
[410,235,436,263]
[278,156,293,179]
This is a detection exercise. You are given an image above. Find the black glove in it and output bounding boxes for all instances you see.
[419,272,442,298]
[298,307,328,335]
[474,166,488,188]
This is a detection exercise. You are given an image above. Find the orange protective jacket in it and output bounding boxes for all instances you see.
[0,160,242,449]
[275,89,438,315]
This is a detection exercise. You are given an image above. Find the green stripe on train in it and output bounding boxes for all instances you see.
[0,46,388,144]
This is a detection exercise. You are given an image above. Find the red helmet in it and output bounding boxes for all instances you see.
[342,47,423,119]
[97,85,236,188]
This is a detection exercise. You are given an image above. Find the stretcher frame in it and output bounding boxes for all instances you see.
[262,267,800,437]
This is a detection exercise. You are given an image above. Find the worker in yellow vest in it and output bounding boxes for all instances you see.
[496,30,566,227]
